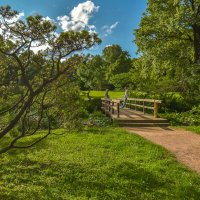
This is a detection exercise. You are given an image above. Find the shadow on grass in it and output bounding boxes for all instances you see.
[1,129,200,199]
[1,152,200,199]
[3,159,195,200]
[50,161,200,199]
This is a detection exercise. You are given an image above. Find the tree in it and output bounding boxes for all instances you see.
[76,55,106,95]
[0,6,101,153]
[134,0,200,94]
[102,44,132,82]
[109,72,134,90]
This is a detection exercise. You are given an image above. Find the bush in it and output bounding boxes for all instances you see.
[160,105,200,126]
[83,97,102,113]
[129,91,195,112]
[87,111,112,127]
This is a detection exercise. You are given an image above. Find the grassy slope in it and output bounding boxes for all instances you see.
[82,91,124,99]
[0,128,200,200]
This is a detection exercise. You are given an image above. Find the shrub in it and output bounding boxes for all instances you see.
[129,91,195,112]
[160,105,200,126]
[87,111,112,127]
[83,97,102,113]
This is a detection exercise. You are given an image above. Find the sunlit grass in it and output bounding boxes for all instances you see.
[81,90,124,99]
[180,126,200,135]
[0,127,200,199]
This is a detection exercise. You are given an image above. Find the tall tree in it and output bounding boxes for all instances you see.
[77,55,106,94]
[134,0,200,93]
[0,6,101,153]
[102,44,132,81]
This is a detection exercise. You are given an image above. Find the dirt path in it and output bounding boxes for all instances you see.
[126,127,200,174]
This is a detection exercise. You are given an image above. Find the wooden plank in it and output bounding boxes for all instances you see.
[117,98,161,103]
[119,103,154,110]
[126,103,146,109]
[144,106,154,110]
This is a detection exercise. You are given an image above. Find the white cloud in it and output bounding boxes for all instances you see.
[102,22,119,36]
[16,12,25,20]
[57,1,99,32]
[0,12,25,41]
[30,41,50,53]
[105,44,112,48]
[42,16,55,23]
[70,0,99,24]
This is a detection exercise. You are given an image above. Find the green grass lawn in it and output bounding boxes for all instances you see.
[1,127,200,200]
[81,91,124,99]
[181,126,200,135]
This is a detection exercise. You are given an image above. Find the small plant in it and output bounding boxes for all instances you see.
[161,105,200,126]
[87,111,112,127]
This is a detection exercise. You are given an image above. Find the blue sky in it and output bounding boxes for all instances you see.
[0,0,147,58]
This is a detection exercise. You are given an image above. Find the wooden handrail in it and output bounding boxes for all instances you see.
[117,98,161,118]
[101,98,161,118]
[117,98,161,103]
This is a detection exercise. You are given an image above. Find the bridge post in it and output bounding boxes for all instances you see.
[143,100,145,114]
[154,101,158,118]
[135,100,136,111]
[117,102,120,118]
[112,101,114,114]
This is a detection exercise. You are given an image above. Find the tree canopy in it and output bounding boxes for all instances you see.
[134,0,200,94]
[0,6,101,153]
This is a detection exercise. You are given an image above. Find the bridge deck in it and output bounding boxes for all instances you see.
[103,107,168,127]
[112,108,166,121]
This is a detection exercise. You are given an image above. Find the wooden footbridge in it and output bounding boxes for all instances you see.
[101,98,169,127]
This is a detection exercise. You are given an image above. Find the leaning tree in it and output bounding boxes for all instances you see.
[0,6,101,153]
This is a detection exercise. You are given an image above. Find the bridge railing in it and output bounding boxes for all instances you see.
[117,98,162,118]
[101,98,120,118]
[101,98,162,118]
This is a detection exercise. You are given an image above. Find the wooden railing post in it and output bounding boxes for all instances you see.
[154,101,158,118]
[112,101,114,114]
[135,100,136,111]
[117,102,120,118]
[143,100,145,114]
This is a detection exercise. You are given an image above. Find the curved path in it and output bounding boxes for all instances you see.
[126,127,200,174]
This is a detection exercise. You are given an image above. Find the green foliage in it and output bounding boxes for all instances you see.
[0,5,101,153]
[76,55,106,91]
[103,44,132,81]
[83,97,102,113]
[129,91,198,112]
[1,127,200,199]
[161,105,200,126]
[88,111,112,127]
[47,82,84,131]
[76,44,133,91]
[133,0,200,94]
[110,72,134,90]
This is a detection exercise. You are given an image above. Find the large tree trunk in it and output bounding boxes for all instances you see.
[193,24,200,63]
